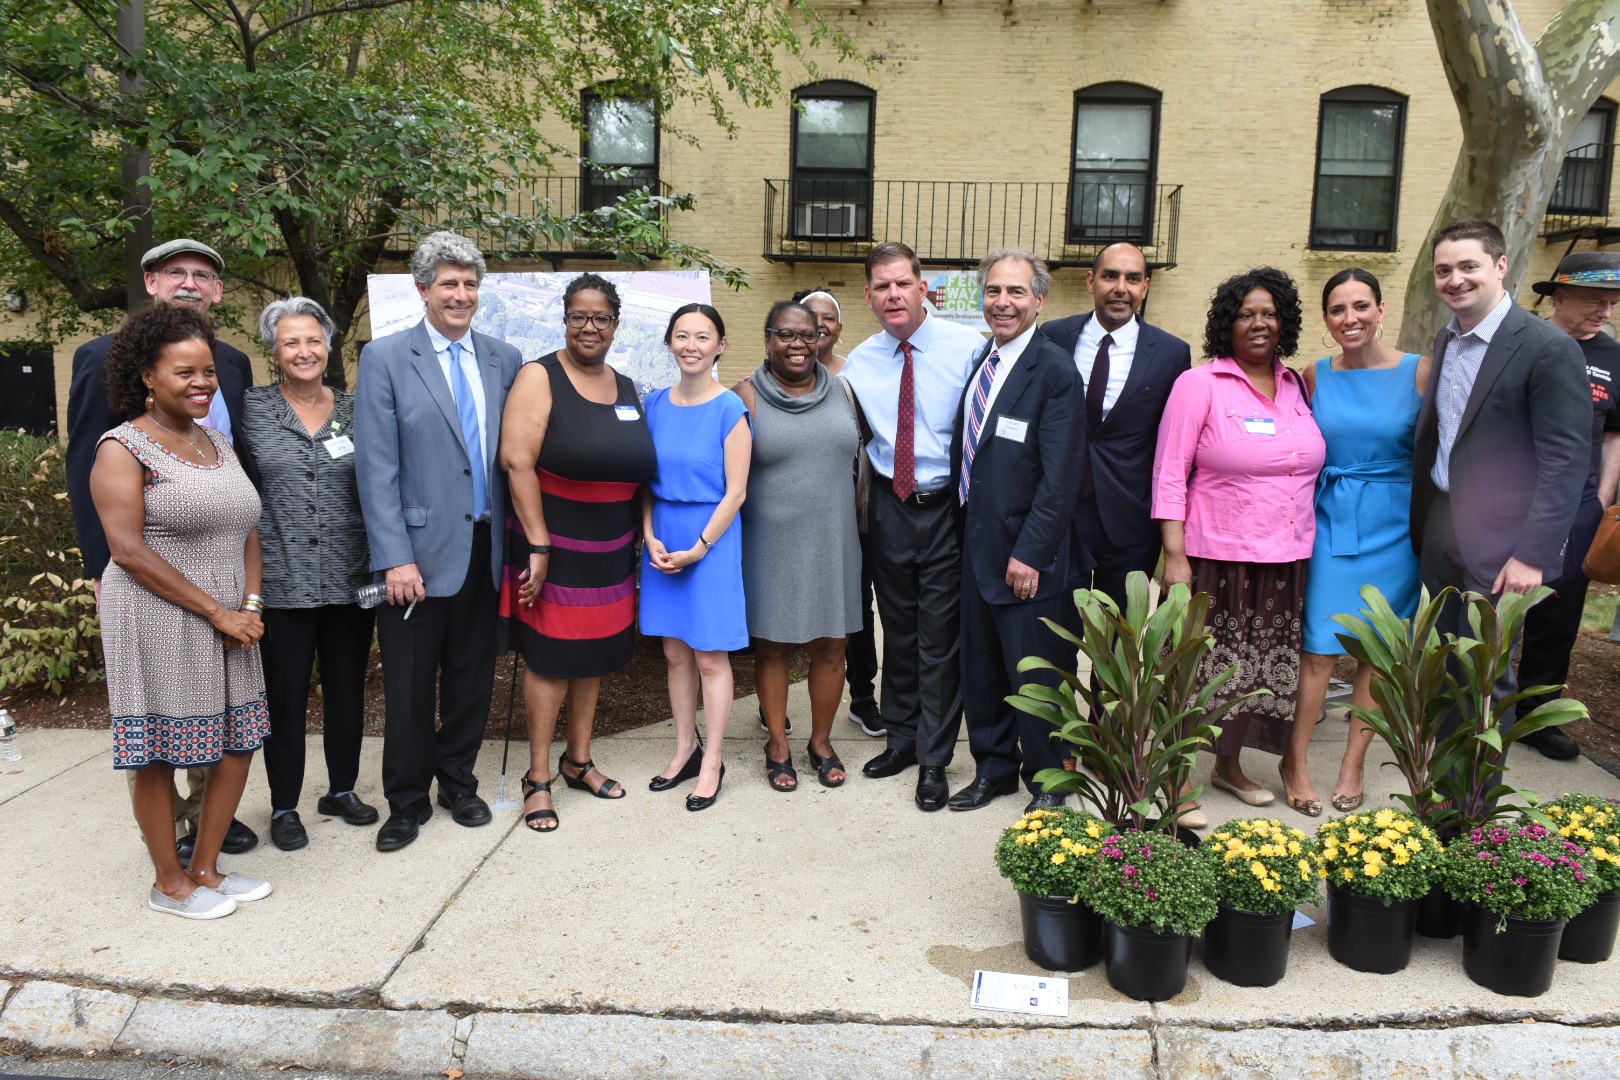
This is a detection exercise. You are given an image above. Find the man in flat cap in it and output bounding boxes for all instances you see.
[65,238,259,857]
[1514,251,1620,760]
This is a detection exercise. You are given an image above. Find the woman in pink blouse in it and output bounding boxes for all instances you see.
[1153,267,1326,823]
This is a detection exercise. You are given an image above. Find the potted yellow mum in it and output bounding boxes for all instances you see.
[1194,818,1320,987]
[1317,808,1445,974]
[994,806,1115,971]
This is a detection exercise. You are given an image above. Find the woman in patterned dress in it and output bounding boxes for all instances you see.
[498,273,657,831]
[91,304,273,919]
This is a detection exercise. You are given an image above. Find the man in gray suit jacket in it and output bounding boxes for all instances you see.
[355,231,524,851]
[1412,218,1590,741]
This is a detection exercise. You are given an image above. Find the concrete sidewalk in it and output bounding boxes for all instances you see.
[2,685,1619,1077]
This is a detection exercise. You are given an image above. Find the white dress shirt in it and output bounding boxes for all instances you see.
[423,319,488,466]
[961,323,1038,435]
[1431,292,1512,492]
[1075,313,1140,419]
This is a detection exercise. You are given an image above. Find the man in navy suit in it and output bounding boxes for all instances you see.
[355,231,524,851]
[946,250,1084,813]
[1037,243,1192,606]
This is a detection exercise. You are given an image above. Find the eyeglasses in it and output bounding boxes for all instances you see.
[158,267,219,286]
[765,328,825,345]
[564,312,617,330]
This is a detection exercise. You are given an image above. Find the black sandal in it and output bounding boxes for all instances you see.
[765,745,798,792]
[519,772,558,832]
[806,746,846,788]
[559,753,624,800]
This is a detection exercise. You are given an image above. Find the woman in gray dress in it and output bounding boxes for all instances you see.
[734,300,863,790]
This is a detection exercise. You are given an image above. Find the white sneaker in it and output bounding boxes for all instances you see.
[213,872,273,902]
[149,885,236,920]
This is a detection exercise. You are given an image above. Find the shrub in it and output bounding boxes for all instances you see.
[1440,820,1597,923]
[1196,817,1321,916]
[1317,807,1445,903]
[1541,795,1620,893]
[994,806,1115,897]
[1087,829,1219,937]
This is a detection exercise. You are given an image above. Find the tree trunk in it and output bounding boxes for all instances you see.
[1402,0,1620,352]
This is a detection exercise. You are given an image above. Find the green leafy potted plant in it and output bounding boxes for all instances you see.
[1012,572,1267,834]
[994,806,1115,971]
[1543,795,1620,963]
[1194,817,1321,987]
[1440,820,1597,997]
[1088,829,1218,1001]
[1317,808,1445,974]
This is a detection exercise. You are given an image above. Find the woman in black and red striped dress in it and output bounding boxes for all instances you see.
[499,273,656,832]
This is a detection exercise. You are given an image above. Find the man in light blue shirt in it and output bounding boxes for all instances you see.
[842,242,985,810]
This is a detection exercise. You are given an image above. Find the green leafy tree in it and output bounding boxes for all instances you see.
[0,0,856,382]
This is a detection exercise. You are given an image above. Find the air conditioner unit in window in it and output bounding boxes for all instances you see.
[795,201,859,238]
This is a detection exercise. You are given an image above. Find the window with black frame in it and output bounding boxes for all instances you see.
[582,89,659,212]
[1069,83,1160,244]
[1309,87,1406,251]
[1549,101,1616,217]
[790,81,874,240]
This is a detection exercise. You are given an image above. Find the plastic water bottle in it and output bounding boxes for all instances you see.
[0,709,19,763]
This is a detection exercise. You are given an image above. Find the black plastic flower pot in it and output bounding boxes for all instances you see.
[1559,890,1620,964]
[1462,903,1564,997]
[1415,882,1464,939]
[1326,880,1418,974]
[1202,902,1294,987]
[1102,919,1193,1001]
[1017,891,1103,971]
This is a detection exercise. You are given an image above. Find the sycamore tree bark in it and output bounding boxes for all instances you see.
[1401,0,1620,349]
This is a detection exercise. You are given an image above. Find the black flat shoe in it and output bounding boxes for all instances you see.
[650,744,704,792]
[947,774,1018,811]
[270,811,308,851]
[520,772,558,833]
[806,746,846,788]
[1024,791,1068,814]
[436,789,492,827]
[376,803,432,852]
[317,791,379,826]
[559,753,625,799]
[223,818,259,854]
[863,748,917,779]
[915,765,949,811]
[686,765,725,812]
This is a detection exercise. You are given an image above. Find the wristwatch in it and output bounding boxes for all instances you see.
[529,543,553,555]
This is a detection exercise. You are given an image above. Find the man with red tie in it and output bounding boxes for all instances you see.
[842,242,986,810]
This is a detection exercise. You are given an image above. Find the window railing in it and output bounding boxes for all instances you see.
[763,180,1182,269]
[1543,142,1617,240]
[414,175,674,262]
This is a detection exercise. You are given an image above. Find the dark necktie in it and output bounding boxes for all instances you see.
[893,340,917,500]
[1080,332,1113,498]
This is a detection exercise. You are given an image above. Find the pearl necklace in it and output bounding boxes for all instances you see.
[146,413,209,462]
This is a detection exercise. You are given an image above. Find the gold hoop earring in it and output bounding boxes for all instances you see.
[1374,321,1384,341]
[1321,330,1336,351]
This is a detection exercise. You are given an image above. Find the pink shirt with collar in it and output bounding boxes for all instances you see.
[1151,357,1326,563]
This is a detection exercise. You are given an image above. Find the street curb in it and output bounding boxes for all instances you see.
[3,979,1620,1078]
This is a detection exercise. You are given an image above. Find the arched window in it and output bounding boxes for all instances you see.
[1550,99,1616,216]
[1309,86,1406,251]
[789,81,875,239]
[1069,83,1160,243]
[581,86,659,212]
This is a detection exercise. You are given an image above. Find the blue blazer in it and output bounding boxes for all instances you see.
[950,333,1085,605]
[354,319,524,596]
[1036,312,1192,549]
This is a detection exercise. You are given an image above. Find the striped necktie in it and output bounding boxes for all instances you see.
[958,349,1000,505]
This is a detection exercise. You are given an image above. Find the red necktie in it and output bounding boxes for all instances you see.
[893,340,917,500]
[1080,333,1113,498]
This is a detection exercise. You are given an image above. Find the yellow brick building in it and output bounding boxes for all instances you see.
[11,0,1620,428]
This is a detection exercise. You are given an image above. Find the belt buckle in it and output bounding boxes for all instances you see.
[913,489,942,507]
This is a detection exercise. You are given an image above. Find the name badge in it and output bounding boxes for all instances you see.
[615,405,641,422]
[1242,416,1276,436]
[323,434,355,458]
[995,416,1029,443]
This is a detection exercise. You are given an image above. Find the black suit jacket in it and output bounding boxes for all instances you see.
[1036,312,1192,548]
[1411,299,1590,581]
[950,333,1085,605]
[66,333,254,578]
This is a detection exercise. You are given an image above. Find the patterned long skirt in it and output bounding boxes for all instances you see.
[1189,557,1309,757]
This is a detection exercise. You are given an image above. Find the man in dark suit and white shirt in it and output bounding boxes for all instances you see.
[355,231,524,851]
[1412,218,1591,741]
[946,250,1084,813]
[65,237,259,860]
[1036,242,1191,606]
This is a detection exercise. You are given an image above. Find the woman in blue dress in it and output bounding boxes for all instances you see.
[640,303,752,811]
[1282,268,1430,816]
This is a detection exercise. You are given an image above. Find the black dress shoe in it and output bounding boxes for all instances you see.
[947,775,1019,811]
[436,789,492,827]
[223,818,259,854]
[270,811,309,851]
[376,804,433,852]
[1519,726,1581,761]
[317,791,380,825]
[915,765,949,811]
[863,748,917,778]
[1024,791,1068,814]
[175,831,196,868]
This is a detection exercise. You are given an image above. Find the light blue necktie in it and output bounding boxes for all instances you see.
[958,349,1000,505]
[448,340,486,519]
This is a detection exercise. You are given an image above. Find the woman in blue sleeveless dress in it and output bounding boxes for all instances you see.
[1282,268,1431,816]
[640,303,752,811]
